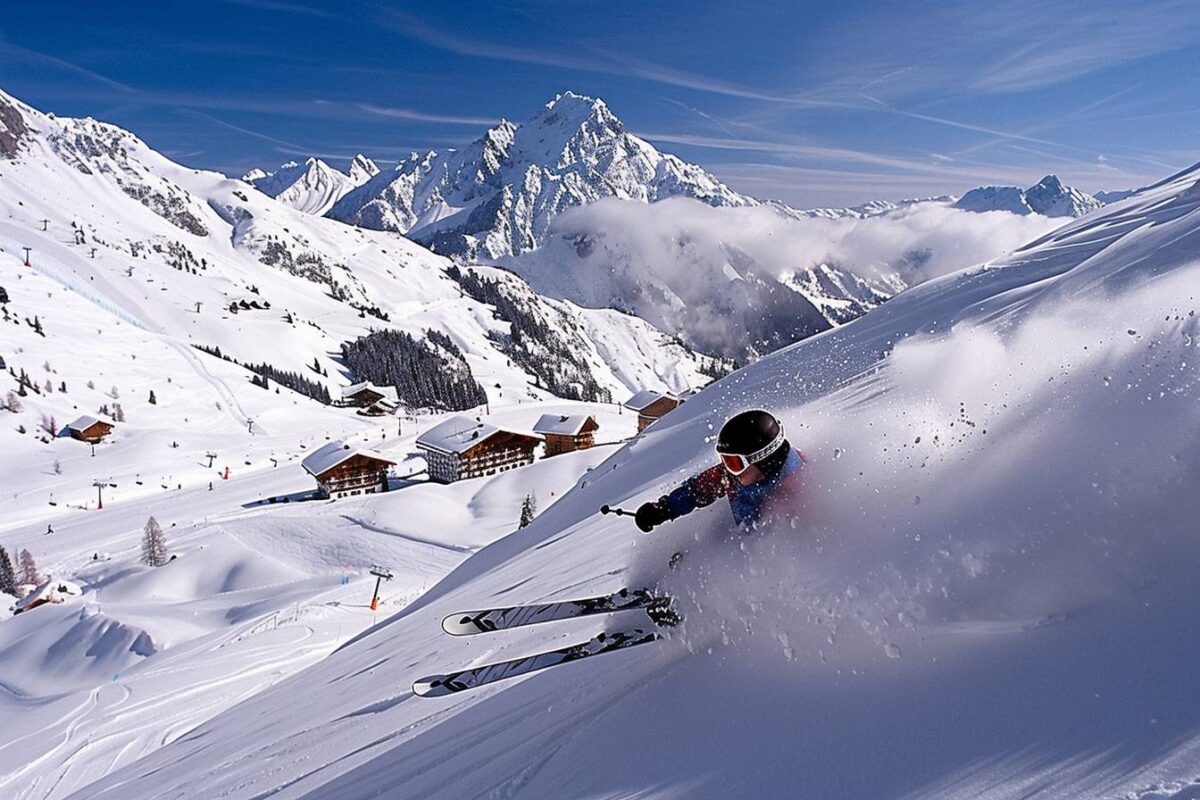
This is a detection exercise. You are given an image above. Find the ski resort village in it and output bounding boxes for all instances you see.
[2,2,1200,798]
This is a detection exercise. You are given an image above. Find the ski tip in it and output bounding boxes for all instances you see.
[441,614,477,636]
[412,676,446,697]
[413,674,466,697]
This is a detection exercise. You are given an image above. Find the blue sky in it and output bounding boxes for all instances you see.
[1,0,1197,206]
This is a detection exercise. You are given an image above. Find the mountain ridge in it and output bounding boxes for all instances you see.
[323,91,754,261]
[955,174,1103,217]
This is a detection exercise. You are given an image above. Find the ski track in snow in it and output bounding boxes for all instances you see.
[336,515,475,554]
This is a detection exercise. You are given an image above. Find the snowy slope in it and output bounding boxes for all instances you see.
[70,156,1200,799]
[0,404,637,800]
[0,84,717,798]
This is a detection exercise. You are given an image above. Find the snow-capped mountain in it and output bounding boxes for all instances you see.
[70,152,1200,800]
[325,91,755,261]
[955,174,1103,217]
[0,87,713,424]
[238,93,1081,362]
[245,154,378,216]
[346,153,380,185]
[304,94,1070,360]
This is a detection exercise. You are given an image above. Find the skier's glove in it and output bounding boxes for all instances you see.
[635,501,669,533]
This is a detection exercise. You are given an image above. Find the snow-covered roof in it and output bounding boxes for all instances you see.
[623,390,679,412]
[14,578,83,613]
[532,413,598,437]
[301,440,395,477]
[416,416,540,455]
[416,416,502,455]
[341,381,396,401]
[65,414,112,432]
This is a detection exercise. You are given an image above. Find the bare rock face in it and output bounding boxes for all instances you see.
[0,96,29,158]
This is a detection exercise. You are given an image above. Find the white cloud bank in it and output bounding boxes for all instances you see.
[506,196,1065,357]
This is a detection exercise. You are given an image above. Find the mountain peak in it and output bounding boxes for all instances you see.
[955,174,1101,218]
[327,91,751,259]
[348,153,380,184]
[1031,174,1065,191]
[533,91,619,133]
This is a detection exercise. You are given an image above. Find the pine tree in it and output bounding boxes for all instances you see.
[148,389,157,405]
[0,546,17,595]
[18,549,41,586]
[142,516,168,567]
[519,493,537,528]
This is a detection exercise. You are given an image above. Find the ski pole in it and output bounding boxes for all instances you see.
[600,504,636,517]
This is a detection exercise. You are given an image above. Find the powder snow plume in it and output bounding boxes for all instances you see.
[638,269,1200,675]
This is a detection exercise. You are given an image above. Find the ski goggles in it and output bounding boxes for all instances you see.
[718,427,785,476]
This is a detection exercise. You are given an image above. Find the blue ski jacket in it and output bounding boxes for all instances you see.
[659,446,806,527]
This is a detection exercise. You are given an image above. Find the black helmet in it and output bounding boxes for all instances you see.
[716,409,788,475]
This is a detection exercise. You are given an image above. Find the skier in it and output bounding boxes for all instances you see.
[634,409,804,533]
[417,411,806,696]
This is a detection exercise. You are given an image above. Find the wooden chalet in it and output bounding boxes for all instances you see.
[339,382,397,415]
[302,440,396,499]
[14,579,83,615]
[624,390,683,433]
[63,415,114,444]
[533,413,599,456]
[416,416,541,484]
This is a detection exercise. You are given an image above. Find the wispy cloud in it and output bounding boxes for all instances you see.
[357,103,499,126]
[0,41,138,93]
[856,94,1086,152]
[970,2,1200,92]
[179,109,312,152]
[638,131,946,173]
[217,0,339,19]
[379,11,843,106]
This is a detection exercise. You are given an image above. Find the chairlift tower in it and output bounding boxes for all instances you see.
[93,478,116,510]
[369,565,393,612]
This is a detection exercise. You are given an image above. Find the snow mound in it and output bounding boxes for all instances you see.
[0,603,154,696]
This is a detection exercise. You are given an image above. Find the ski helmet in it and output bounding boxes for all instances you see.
[716,409,787,475]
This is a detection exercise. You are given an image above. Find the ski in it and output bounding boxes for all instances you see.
[413,627,660,697]
[442,587,676,635]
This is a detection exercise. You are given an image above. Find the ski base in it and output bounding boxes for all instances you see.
[413,627,659,698]
[442,588,668,636]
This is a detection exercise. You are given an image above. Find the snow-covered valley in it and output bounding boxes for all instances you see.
[2,73,1199,800]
